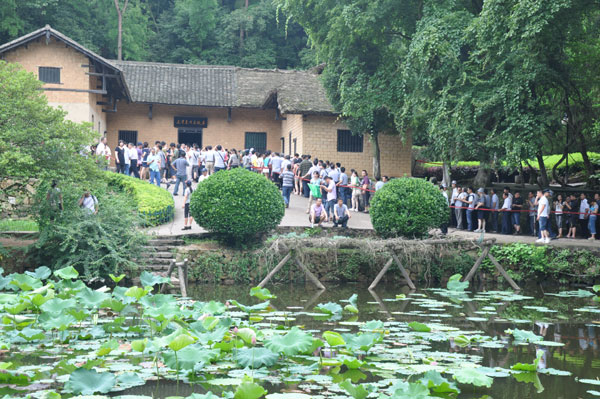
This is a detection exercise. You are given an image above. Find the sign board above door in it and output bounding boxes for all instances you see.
[174,116,208,128]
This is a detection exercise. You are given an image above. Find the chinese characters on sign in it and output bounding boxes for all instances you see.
[174,117,208,128]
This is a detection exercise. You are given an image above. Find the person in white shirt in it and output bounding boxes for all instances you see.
[536,189,551,244]
[79,192,98,215]
[127,143,139,178]
[579,193,590,237]
[500,191,513,234]
[490,189,499,232]
[123,143,131,175]
[455,187,466,229]
[95,137,111,170]
[199,168,209,182]
[450,180,459,227]
[214,145,227,173]
[204,146,216,175]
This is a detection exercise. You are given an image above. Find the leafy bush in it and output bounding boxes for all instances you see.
[369,177,448,238]
[189,168,284,242]
[106,172,174,226]
[30,180,146,280]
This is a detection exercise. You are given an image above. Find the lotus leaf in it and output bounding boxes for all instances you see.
[337,355,365,369]
[314,302,343,315]
[322,331,346,347]
[124,286,149,301]
[230,300,271,313]
[250,287,276,300]
[187,393,221,399]
[163,345,219,370]
[77,287,110,309]
[236,347,279,368]
[339,379,374,399]
[419,371,460,394]
[140,271,170,288]
[506,328,542,343]
[10,274,43,291]
[447,274,469,292]
[116,372,145,389]
[109,274,126,283]
[342,333,382,352]
[168,334,195,351]
[387,380,431,399]
[233,377,267,399]
[54,266,79,280]
[265,327,314,356]
[25,266,51,280]
[408,321,431,333]
[66,368,116,395]
[452,368,493,388]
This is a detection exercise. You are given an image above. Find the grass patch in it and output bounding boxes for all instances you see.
[421,152,600,170]
[0,219,39,232]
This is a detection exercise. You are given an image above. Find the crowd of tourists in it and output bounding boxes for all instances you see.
[93,138,385,230]
[446,182,599,242]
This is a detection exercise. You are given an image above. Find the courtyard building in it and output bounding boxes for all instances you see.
[0,25,411,177]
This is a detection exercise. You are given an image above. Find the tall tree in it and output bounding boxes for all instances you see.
[276,0,415,178]
[113,0,129,60]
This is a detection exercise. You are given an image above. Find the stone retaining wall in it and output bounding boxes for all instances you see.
[0,178,39,218]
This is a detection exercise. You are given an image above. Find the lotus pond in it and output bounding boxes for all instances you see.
[1,267,600,399]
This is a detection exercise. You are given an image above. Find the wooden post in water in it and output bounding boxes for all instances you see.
[369,252,416,290]
[295,257,326,290]
[463,244,520,291]
[258,251,292,288]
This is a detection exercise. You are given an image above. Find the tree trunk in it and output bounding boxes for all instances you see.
[442,161,451,187]
[370,133,381,180]
[239,0,249,56]
[473,162,491,188]
[535,152,549,188]
[114,0,129,61]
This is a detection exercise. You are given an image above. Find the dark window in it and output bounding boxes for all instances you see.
[288,132,292,155]
[280,137,285,153]
[245,132,267,153]
[178,129,202,147]
[293,138,297,154]
[39,67,60,84]
[337,130,363,152]
[118,130,138,145]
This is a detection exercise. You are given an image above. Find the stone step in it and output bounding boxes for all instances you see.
[148,238,185,246]
[139,258,173,266]
[141,252,173,259]
[140,264,171,271]
[142,245,178,252]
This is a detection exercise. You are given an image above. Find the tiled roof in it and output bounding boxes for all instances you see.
[0,26,336,115]
[115,61,336,114]
[236,68,335,114]
[113,61,237,107]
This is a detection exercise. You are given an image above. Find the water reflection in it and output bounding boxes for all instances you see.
[184,282,600,399]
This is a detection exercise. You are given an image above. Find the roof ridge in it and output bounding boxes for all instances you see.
[113,60,236,70]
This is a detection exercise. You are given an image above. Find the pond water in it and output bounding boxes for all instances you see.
[3,268,600,399]
[183,282,600,399]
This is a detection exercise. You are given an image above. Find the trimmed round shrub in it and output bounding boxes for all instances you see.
[190,168,285,241]
[370,177,449,238]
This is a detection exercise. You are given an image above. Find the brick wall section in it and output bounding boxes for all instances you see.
[300,114,412,177]
[280,114,303,156]
[2,36,106,134]
[106,103,282,160]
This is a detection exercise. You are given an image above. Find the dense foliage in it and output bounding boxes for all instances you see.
[31,180,146,280]
[189,168,284,242]
[276,0,600,186]
[0,61,99,181]
[106,172,174,226]
[0,0,313,69]
[370,178,449,238]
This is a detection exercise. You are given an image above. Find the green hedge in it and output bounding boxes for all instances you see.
[106,172,174,226]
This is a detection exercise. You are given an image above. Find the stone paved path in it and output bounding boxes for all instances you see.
[147,181,599,250]
[147,182,373,236]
